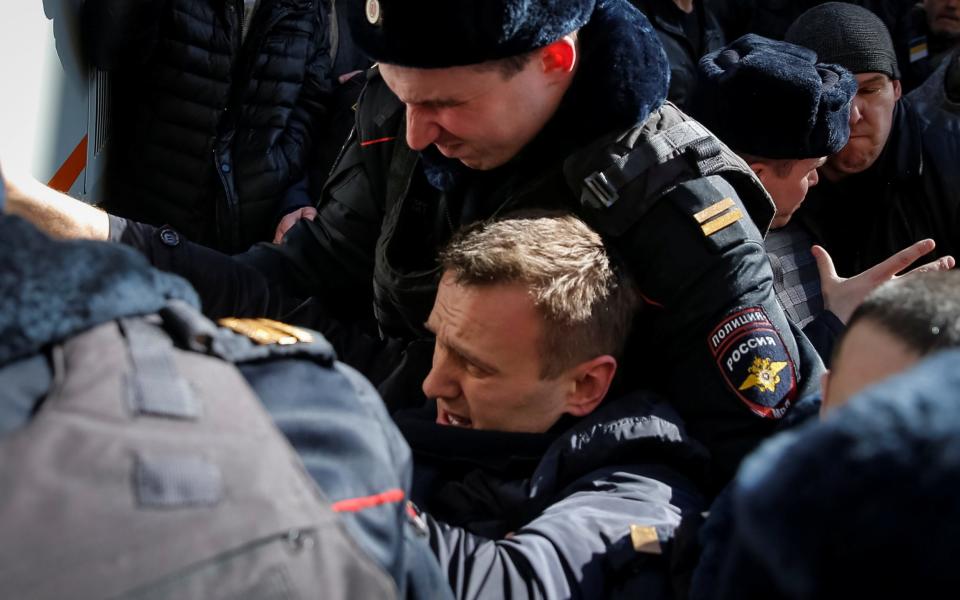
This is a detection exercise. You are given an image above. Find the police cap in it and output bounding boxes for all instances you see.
[349,0,596,68]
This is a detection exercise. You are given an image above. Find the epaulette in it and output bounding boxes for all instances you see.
[567,105,775,238]
[159,301,335,366]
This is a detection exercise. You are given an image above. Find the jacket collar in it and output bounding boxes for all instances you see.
[0,216,198,366]
[870,99,924,186]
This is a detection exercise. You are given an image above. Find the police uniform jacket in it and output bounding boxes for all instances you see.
[83,0,334,252]
[0,213,450,599]
[395,393,707,599]
[113,0,823,484]
[797,97,960,278]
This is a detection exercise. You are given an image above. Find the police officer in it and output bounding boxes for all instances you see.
[693,34,953,364]
[5,0,822,484]
[0,167,449,599]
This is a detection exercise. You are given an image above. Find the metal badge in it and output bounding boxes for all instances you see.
[630,524,662,555]
[694,197,743,237]
[365,0,382,26]
[218,318,314,346]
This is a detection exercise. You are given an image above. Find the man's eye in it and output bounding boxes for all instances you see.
[464,361,489,377]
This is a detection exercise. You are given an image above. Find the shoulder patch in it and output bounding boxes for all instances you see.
[218,318,314,346]
[708,308,797,419]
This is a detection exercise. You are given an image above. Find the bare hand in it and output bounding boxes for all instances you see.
[813,239,955,323]
[273,206,318,244]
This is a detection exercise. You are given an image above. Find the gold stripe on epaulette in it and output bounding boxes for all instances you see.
[693,197,735,224]
[701,208,743,237]
[218,317,314,346]
[630,524,662,555]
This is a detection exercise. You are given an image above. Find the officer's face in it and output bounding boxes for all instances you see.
[925,0,960,37]
[820,318,920,417]
[422,273,575,433]
[824,73,901,178]
[756,156,825,229]
[379,53,570,171]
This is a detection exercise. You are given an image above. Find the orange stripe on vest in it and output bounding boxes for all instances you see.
[331,487,405,513]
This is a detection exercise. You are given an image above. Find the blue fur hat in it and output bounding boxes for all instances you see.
[696,34,857,159]
[724,349,960,598]
[349,0,596,68]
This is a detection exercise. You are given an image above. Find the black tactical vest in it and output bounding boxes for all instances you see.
[370,102,773,338]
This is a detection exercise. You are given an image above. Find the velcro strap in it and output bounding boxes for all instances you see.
[581,120,722,210]
[120,318,200,420]
[135,454,222,508]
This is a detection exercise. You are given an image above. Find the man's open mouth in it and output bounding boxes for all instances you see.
[437,406,473,428]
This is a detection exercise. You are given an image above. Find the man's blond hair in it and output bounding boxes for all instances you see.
[439,213,638,377]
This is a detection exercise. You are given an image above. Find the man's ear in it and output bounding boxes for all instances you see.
[748,160,768,185]
[565,355,617,418]
[541,36,577,75]
[892,78,902,100]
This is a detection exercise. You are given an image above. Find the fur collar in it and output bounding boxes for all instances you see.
[0,217,198,365]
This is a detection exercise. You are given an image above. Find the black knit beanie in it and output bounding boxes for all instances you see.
[785,2,900,80]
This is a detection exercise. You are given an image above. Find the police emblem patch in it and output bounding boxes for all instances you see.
[708,308,796,418]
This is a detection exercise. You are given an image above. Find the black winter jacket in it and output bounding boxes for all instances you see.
[630,0,725,111]
[396,393,707,599]
[797,98,960,277]
[84,0,333,252]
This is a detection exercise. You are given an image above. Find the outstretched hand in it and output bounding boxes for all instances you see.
[813,239,955,324]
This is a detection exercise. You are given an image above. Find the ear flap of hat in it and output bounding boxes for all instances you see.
[350,0,596,68]
[810,63,859,156]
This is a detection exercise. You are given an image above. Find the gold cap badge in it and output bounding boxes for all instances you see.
[365,0,382,26]
[218,318,314,346]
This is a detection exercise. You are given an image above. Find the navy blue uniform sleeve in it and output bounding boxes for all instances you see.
[800,310,845,366]
[614,175,824,484]
[114,219,306,319]
[420,470,696,599]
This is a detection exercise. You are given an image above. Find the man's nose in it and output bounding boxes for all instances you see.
[405,105,440,151]
[848,101,863,128]
[808,167,819,187]
[422,349,460,400]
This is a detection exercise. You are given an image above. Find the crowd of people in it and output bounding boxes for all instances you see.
[2,0,960,598]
